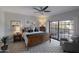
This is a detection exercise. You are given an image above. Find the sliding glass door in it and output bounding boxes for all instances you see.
[50,21,59,40]
[49,20,73,40]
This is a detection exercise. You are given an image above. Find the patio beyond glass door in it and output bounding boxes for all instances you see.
[49,20,73,41]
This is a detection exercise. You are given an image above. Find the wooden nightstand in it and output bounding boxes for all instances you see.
[40,26,46,32]
[13,32,22,42]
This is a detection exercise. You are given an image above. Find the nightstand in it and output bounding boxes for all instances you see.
[13,32,22,42]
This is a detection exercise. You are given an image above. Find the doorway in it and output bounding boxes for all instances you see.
[49,20,73,41]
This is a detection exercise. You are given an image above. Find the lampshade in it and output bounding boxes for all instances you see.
[38,15,47,26]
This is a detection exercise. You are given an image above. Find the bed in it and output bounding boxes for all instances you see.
[23,31,49,47]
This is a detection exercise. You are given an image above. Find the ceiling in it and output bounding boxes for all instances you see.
[0,6,79,16]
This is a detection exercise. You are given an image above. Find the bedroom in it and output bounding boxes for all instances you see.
[0,6,79,53]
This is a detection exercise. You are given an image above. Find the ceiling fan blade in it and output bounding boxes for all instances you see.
[42,6,48,11]
[39,7,43,10]
[33,8,40,11]
[44,11,51,12]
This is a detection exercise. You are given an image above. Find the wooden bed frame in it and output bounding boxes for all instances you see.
[27,33,49,47]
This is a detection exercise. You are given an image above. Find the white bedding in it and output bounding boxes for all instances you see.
[22,33,28,46]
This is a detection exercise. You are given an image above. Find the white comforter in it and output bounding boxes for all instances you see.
[22,33,28,46]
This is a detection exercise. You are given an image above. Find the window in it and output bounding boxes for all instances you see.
[49,20,73,40]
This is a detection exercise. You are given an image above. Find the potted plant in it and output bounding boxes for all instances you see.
[1,36,8,51]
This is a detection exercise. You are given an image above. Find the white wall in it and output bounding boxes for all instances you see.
[0,9,5,39]
[73,17,79,36]
[4,12,39,35]
[49,9,79,21]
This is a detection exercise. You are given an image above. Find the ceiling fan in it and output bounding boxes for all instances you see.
[33,6,51,14]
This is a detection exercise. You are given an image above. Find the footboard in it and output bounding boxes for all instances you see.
[27,33,49,47]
